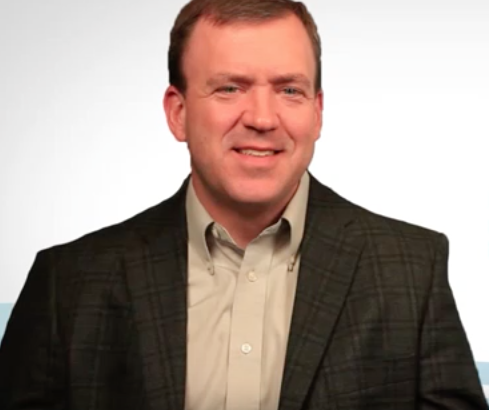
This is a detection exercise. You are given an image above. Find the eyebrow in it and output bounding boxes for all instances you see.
[270,74,312,89]
[206,72,312,89]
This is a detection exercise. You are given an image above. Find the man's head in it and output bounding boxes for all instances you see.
[164,0,323,216]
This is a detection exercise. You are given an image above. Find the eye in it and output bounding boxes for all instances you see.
[282,87,302,96]
[217,85,239,94]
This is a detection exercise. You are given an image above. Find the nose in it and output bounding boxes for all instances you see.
[241,88,279,133]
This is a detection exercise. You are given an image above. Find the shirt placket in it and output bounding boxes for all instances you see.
[225,234,275,410]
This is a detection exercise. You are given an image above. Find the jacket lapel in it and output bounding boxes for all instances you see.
[123,179,190,410]
[279,175,365,410]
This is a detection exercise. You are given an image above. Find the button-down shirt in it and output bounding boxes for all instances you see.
[184,172,310,410]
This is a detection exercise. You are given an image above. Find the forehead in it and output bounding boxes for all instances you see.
[182,14,316,85]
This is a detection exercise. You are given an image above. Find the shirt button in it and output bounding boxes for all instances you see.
[241,343,253,354]
[247,270,257,282]
[287,256,296,272]
[206,262,214,275]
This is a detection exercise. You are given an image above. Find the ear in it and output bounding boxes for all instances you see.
[313,90,324,141]
[163,85,186,142]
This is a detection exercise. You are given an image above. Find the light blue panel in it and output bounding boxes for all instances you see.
[0,303,12,340]
[478,362,489,385]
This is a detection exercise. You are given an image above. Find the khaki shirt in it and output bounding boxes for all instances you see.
[184,173,309,410]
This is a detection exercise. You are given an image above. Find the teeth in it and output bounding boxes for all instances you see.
[238,149,275,157]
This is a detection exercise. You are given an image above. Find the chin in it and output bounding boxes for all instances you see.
[231,193,278,206]
[225,179,283,206]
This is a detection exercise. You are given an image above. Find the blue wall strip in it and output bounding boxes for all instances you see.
[0,303,11,340]
[478,362,489,385]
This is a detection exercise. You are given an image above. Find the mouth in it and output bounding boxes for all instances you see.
[233,148,282,157]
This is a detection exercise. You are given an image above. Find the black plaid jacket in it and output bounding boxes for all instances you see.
[0,174,487,410]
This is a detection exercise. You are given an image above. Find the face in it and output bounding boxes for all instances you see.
[164,14,323,212]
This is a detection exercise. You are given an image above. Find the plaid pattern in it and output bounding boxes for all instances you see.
[0,173,487,410]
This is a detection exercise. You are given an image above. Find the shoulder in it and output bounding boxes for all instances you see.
[37,178,189,268]
[309,174,447,261]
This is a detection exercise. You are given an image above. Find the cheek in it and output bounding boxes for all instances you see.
[184,101,242,162]
[187,99,242,137]
[281,108,319,146]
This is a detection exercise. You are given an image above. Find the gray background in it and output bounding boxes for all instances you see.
[0,0,488,368]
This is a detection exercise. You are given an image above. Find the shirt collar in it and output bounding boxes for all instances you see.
[185,178,214,268]
[185,172,310,268]
[282,171,310,267]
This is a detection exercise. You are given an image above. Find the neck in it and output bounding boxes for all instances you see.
[192,179,299,249]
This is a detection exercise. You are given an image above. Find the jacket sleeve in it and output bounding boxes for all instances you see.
[419,233,488,409]
[0,250,67,409]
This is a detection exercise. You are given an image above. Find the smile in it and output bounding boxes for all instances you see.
[232,148,283,167]
[235,149,277,157]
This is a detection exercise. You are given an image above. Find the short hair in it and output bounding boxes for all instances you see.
[168,0,322,94]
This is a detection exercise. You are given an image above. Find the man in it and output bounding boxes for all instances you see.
[0,0,487,409]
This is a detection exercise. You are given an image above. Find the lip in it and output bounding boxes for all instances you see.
[231,148,283,167]
[233,146,280,152]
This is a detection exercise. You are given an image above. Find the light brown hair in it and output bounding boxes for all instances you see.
[168,0,322,94]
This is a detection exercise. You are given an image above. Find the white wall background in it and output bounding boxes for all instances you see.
[0,0,488,368]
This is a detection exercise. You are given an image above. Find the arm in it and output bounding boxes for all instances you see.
[0,250,67,409]
[419,233,488,409]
